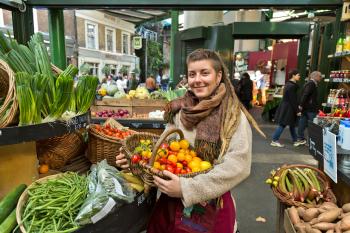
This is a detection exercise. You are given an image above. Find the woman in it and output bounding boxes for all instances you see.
[145,76,157,93]
[238,72,253,110]
[271,69,301,147]
[116,49,263,233]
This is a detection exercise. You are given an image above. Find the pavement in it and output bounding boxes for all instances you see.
[232,106,318,233]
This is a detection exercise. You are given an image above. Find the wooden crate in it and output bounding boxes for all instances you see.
[90,105,133,115]
[132,99,167,107]
[284,209,297,233]
[95,98,132,107]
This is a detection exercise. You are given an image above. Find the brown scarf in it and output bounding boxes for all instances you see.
[164,84,227,163]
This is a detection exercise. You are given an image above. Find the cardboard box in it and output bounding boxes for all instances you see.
[284,209,297,233]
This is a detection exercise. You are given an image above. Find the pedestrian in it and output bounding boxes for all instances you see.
[116,49,264,233]
[232,72,240,95]
[238,72,253,110]
[295,71,323,146]
[270,69,301,147]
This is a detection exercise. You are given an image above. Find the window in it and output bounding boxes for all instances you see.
[122,33,130,54]
[105,27,116,52]
[86,62,99,76]
[85,22,98,49]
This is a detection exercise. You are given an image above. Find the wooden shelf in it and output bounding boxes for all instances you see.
[0,112,90,146]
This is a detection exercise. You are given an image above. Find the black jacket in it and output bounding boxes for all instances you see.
[232,78,240,96]
[274,80,299,126]
[299,80,318,113]
[238,77,253,102]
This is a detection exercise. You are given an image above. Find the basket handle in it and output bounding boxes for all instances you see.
[149,128,184,167]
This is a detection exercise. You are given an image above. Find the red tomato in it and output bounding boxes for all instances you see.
[159,157,167,165]
[185,167,192,174]
[182,161,188,166]
[131,154,141,164]
[166,165,175,173]
[175,167,182,174]
[181,169,187,174]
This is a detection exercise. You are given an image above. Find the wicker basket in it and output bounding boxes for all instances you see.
[36,132,86,169]
[87,118,135,166]
[0,59,18,127]
[16,174,64,233]
[122,128,212,191]
[271,164,337,208]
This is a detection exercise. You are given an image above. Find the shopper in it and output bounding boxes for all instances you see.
[295,71,323,146]
[116,49,264,233]
[270,69,301,147]
[232,72,241,95]
[238,72,253,110]
[145,76,157,93]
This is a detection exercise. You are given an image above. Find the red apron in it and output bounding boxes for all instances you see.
[147,191,236,233]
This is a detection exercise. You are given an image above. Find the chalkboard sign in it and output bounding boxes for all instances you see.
[308,121,324,160]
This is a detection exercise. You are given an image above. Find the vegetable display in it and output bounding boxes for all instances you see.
[0,184,26,223]
[287,202,350,233]
[92,123,134,140]
[20,172,88,233]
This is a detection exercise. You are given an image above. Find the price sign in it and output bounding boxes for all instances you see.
[323,129,337,183]
[133,36,142,50]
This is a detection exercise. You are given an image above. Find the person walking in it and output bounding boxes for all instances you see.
[295,71,323,146]
[232,72,241,95]
[270,70,301,147]
[238,72,253,110]
[116,49,264,233]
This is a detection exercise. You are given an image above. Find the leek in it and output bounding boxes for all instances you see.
[75,75,98,114]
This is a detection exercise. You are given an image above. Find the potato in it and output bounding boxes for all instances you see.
[303,208,320,222]
[343,203,350,213]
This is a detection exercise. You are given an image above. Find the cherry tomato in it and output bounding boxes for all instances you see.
[166,165,175,173]
[159,157,167,165]
[185,167,192,174]
[160,143,169,149]
[181,169,187,174]
[182,161,188,166]
[131,154,141,164]
[175,167,182,174]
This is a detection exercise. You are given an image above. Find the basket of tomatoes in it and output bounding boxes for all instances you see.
[122,128,213,192]
[88,118,136,166]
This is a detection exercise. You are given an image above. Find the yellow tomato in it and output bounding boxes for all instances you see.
[160,165,166,171]
[190,150,197,157]
[179,139,190,150]
[200,161,212,171]
[177,152,185,161]
[157,149,168,158]
[170,141,180,152]
[168,154,178,164]
[188,160,200,170]
[153,161,161,169]
[191,167,201,173]
[141,151,148,157]
[192,157,202,163]
[176,163,183,169]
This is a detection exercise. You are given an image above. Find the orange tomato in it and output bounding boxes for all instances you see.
[160,164,166,171]
[169,141,180,152]
[179,139,190,150]
[168,155,177,164]
[184,154,193,163]
[177,152,185,161]
[188,160,200,170]
[190,150,197,157]
[39,164,49,174]
[192,157,202,163]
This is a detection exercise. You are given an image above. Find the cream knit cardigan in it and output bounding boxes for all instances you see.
[170,110,252,208]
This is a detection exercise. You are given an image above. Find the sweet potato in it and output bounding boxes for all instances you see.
[321,202,339,209]
[289,206,301,225]
[339,212,350,219]
[295,222,308,233]
[297,207,306,218]
[314,208,342,223]
[326,229,335,233]
[343,230,350,233]
[341,216,350,231]
[343,203,350,213]
[303,208,320,222]
[335,221,341,233]
[312,222,336,231]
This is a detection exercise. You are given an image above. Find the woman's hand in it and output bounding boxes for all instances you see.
[153,170,183,198]
[115,148,130,170]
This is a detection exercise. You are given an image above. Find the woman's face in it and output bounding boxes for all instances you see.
[187,60,222,99]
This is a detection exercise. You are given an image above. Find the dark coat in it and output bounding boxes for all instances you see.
[299,80,318,113]
[275,80,299,126]
[232,78,240,96]
[238,77,253,102]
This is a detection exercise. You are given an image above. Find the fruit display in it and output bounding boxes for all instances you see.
[92,123,134,140]
[91,109,130,118]
[266,165,334,206]
[130,139,212,175]
[286,202,350,233]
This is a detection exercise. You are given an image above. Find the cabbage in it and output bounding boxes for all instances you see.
[106,84,119,96]
[135,87,150,99]
[114,91,126,99]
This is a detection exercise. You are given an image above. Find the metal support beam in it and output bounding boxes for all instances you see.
[310,22,320,72]
[12,6,34,45]
[48,9,66,70]
[0,0,22,11]
[297,35,310,85]
[27,0,342,9]
[169,10,178,88]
